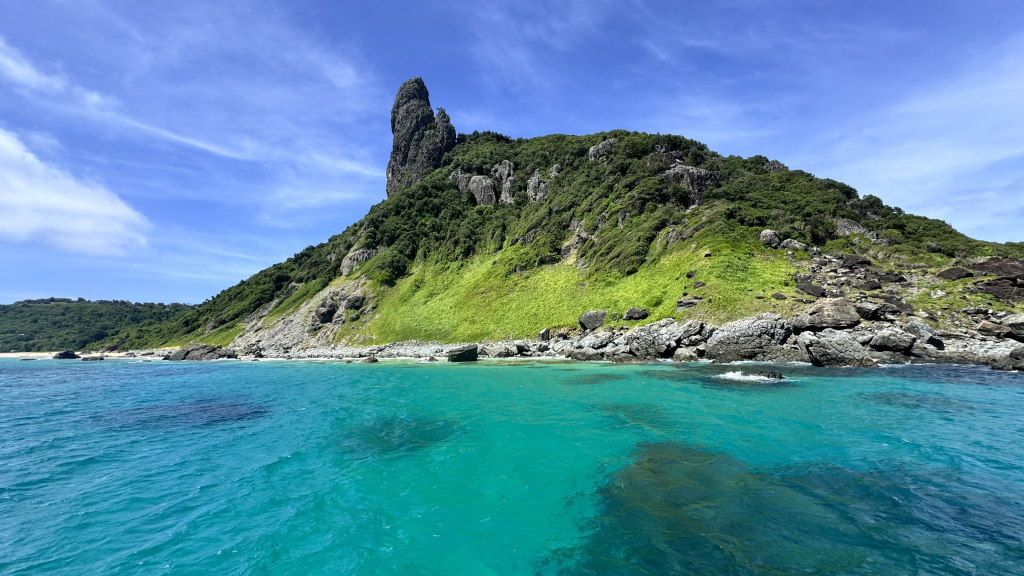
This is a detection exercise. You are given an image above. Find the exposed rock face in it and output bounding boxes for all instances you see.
[869,328,917,353]
[1003,313,1024,341]
[526,167,557,202]
[759,229,781,249]
[447,345,478,362]
[663,163,720,206]
[835,218,869,237]
[904,317,943,348]
[385,78,456,198]
[468,176,496,205]
[798,329,876,367]
[937,267,973,280]
[579,310,607,330]
[705,313,792,362]
[588,138,618,160]
[623,307,649,321]
[312,298,339,325]
[340,248,380,276]
[978,321,1013,339]
[537,327,551,341]
[167,343,238,361]
[973,277,1024,302]
[992,347,1024,371]
[763,159,788,173]
[620,319,674,358]
[790,298,861,332]
[970,257,1024,277]
[53,350,79,359]
[492,160,516,204]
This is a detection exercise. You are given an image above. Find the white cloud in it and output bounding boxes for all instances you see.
[0,36,67,93]
[0,128,149,254]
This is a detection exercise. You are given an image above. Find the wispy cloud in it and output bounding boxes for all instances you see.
[0,128,148,254]
[798,34,1024,241]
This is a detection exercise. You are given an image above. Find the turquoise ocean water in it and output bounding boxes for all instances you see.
[1,358,1023,574]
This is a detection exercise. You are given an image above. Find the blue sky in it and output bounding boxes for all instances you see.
[1,0,1022,304]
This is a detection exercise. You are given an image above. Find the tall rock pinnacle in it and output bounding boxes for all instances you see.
[385,77,457,198]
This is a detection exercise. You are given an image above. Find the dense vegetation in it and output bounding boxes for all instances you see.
[0,298,193,352]
[11,129,1022,350]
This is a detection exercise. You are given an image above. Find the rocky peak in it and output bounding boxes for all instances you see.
[385,77,457,198]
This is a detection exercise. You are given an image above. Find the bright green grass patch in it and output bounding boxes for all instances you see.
[353,241,799,344]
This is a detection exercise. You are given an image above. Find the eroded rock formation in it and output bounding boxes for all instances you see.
[385,77,456,198]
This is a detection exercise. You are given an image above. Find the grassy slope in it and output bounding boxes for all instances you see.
[341,227,801,344]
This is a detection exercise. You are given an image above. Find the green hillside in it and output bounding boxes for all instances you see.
[0,298,192,352]
[79,128,1022,350]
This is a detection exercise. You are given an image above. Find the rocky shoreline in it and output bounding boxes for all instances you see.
[81,296,1019,373]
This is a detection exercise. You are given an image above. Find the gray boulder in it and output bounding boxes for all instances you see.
[676,298,702,311]
[578,310,607,330]
[904,317,943,348]
[385,78,456,198]
[537,327,551,341]
[798,329,877,367]
[579,331,616,350]
[977,321,1012,339]
[623,307,649,321]
[569,347,603,361]
[705,313,792,363]
[672,347,699,362]
[622,318,688,359]
[759,229,781,249]
[311,298,338,325]
[483,345,516,358]
[677,319,715,346]
[790,298,861,332]
[869,328,917,353]
[167,343,238,361]
[1002,313,1024,341]
[990,347,1024,372]
[779,238,807,251]
[447,345,478,362]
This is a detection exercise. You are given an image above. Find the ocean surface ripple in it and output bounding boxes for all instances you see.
[1,359,1023,574]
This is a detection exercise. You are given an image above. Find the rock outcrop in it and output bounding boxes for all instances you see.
[52,350,79,359]
[705,313,792,362]
[663,163,720,206]
[798,329,876,367]
[790,298,860,332]
[588,138,618,160]
[167,343,238,361]
[759,230,781,249]
[578,310,607,330]
[492,160,516,204]
[447,345,478,362]
[385,78,456,198]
